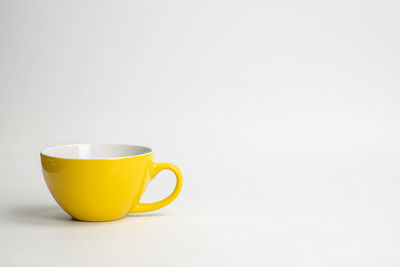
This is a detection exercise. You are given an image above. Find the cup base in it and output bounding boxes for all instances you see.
[70,215,126,222]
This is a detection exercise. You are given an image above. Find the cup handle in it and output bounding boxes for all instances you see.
[131,162,183,213]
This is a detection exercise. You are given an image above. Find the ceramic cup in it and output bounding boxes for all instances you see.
[40,144,183,221]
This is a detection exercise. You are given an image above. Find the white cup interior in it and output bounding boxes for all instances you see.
[41,144,152,159]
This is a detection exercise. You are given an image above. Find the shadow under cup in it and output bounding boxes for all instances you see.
[41,144,183,222]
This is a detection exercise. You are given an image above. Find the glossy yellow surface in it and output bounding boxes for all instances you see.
[41,152,182,221]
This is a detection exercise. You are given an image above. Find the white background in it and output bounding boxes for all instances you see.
[1,0,400,266]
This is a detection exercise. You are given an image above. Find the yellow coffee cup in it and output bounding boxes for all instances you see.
[40,144,183,221]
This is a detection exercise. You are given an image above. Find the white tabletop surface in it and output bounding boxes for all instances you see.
[1,0,400,266]
[1,154,400,266]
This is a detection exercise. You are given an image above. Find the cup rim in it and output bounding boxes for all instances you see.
[40,143,153,160]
